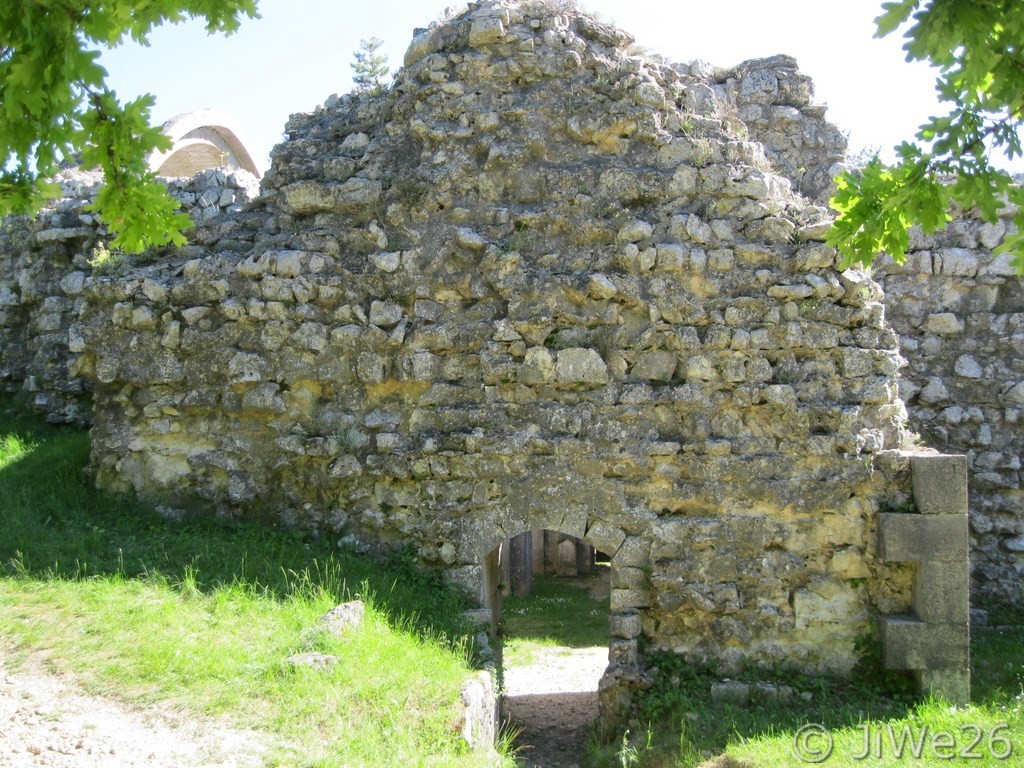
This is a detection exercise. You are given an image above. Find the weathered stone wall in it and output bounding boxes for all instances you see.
[65,0,922,684]
[875,215,1024,608]
[0,168,260,422]
[701,54,848,203]
[0,0,991,702]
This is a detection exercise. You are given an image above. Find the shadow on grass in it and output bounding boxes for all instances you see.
[0,399,471,646]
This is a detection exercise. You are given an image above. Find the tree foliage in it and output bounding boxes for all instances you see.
[0,0,258,252]
[351,37,389,96]
[828,0,1024,273]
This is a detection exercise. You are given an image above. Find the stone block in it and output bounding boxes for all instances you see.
[608,639,637,666]
[610,612,642,639]
[711,681,750,704]
[630,350,677,382]
[356,352,386,383]
[588,273,618,299]
[318,600,365,634]
[585,520,626,555]
[917,668,970,707]
[556,347,608,385]
[923,313,963,336]
[610,565,646,590]
[468,16,505,47]
[751,682,793,702]
[936,248,978,277]
[837,347,874,378]
[913,560,969,625]
[369,251,401,272]
[369,300,403,329]
[793,575,863,629]
[613,537,650,567]
[829,545,870,579]
[610,588,650,610]
[908,454,968,515]
[878,513,967,562]
[617,219,654,243]
[880,617,969,678]
[459,671,498,752]
[520,346,555,384]
[333,177,382,214]
[953,354,983,379]
[280,180,335,214]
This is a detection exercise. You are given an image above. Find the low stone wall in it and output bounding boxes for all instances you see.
[459,671,499,753]
[0,169,260,423]
[876,213,1024,608]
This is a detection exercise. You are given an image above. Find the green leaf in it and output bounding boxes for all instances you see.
[875,0,918,38]
[0,0,260,249]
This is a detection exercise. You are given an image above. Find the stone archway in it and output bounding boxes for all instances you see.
[464,493,648,731]
[484,526,612,763]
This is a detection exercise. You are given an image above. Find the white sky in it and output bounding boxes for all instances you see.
[98,0,951,175]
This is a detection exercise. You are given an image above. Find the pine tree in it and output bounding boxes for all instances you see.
[351,37,390,96]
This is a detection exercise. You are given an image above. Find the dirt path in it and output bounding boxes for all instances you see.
[502,646,608,768]
[0,654,268,768]
[501,568,612,767]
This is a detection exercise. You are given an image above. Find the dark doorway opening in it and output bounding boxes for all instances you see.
[487,530,611,767]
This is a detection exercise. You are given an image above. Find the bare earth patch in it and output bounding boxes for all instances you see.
[503,646,608,768]
[0,654,268,768]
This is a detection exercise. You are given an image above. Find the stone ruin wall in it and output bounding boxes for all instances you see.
[0,1,1000,690]
[73,0,924,682]
[0,169,260,423]
[877,224,1024,610]
[0,46,848,423]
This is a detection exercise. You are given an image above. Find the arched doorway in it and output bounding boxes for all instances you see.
[485,529,611,767]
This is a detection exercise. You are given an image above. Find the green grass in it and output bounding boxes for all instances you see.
[6,398,1021,767]
[0,398,512,767]
[588,622,1023,767]
[501,571,609,666]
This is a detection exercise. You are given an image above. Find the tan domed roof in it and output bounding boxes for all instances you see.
[150,109,260,179]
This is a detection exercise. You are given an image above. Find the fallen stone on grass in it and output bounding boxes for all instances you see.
[317,600,365,635]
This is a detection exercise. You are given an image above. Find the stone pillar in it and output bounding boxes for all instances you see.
[508,531,533,597]
[576,540,595,575]
[482,546,503,626]
[557,538,578,577]
[530,529,545,574]
[543,530,559,575]
[879,453,970,704]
